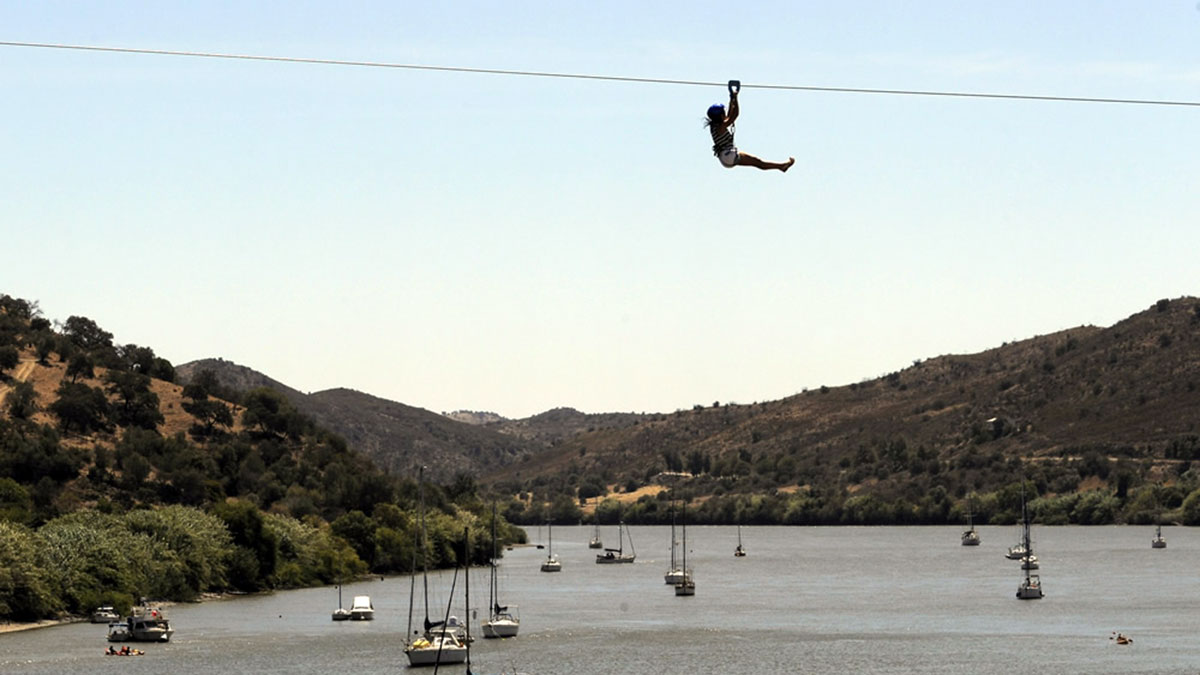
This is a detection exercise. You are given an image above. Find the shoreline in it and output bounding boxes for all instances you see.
[0,618,81,634]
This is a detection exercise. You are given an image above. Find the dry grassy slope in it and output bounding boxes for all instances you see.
[488,298,1200,487]
[1,350,245,447]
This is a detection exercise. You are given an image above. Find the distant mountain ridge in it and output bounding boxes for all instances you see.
[175,359,549,482]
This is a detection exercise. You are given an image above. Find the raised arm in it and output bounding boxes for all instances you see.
[726,92,740,124]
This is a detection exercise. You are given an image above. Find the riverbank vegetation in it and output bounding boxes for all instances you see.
[0,295,521,622]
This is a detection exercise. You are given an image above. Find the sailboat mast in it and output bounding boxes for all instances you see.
[419,466,430,625]
[489,504,498,615]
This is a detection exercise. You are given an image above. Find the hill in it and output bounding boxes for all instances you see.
[175,359,546,482]
[486,298,1200,526]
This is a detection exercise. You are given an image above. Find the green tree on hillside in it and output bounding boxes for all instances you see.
[104,370,163,431]
[0,345,18,379]
[61,316,112,352]
[5,381,38,420]
[48,382,110,434]
[65,353,93,383]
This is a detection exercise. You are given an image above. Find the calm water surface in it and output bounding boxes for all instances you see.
[3,525,1198,674]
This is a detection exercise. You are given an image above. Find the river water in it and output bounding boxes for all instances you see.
[3,525,1198,674]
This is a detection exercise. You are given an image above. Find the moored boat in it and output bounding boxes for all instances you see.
[596,521,635,564]
[540,521,561,572]
[1152,525,1166,549]
[90,606,119,623]
[127,605,174,642]
[349,595,374,620]
[404,468,468,667]
[482,504,520,638]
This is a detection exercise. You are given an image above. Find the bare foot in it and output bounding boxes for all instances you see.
[781,158,795,172]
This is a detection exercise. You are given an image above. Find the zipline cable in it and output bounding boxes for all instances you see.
[3,40,1199,109]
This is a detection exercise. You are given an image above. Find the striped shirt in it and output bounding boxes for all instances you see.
[710,124,735,155]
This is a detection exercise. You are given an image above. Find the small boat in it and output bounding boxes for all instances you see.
[331,584,351,621]
[961,500,981,546]
[735,523,747,557]
[1152,525,1166,549]
[1015,488,1043,600]
[595,521,635,564]
[674,504,694,597]
[91,606,119,623]
[1111,631,1133,645]
[405,469,467,667]
[106,621,131,642]
[482,504,520,638]
[540,521,561,572]
[127,605,173,642]
[664,509,683,584]
[588,516,603,549]
[349,595,374,620]
[1006,542,1026,560]
[1020,554,1039,570]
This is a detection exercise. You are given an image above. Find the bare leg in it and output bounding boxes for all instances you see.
[736,152,795,172]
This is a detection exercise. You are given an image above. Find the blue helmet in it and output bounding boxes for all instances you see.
[707,104,725,122]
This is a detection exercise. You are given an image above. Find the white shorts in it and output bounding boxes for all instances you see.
[717,146,739,168]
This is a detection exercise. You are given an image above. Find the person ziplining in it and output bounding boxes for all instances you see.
[707,80,794,173]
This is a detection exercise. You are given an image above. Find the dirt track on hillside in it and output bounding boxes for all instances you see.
[0,358,36,405]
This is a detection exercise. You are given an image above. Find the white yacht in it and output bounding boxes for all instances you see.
[349,595,374,620]
[127,605,174,642]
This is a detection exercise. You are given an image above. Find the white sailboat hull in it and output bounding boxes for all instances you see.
[481,616,520,638]
[405,638,468,666]
[664,569,684,585]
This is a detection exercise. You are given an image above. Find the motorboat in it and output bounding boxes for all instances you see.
[91,606,119,623]
[127,605,174,642]
[349,595,374,620]
[106,621,131,642]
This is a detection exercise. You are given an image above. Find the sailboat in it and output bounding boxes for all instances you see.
[588,515,603,549]
[674,504,694,596]
[405,468,469,667]
[664,508,684,584]
[961,498,981,546]
[482,504,520,638]
[1015,487,1043,600]
[331,584,350,621]
[1152,524,1167,549]
[734,523,747,557]
[595,521,636,564]
[540,521,561,572]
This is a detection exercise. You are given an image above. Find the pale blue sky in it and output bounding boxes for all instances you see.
[3,2,1199,418]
